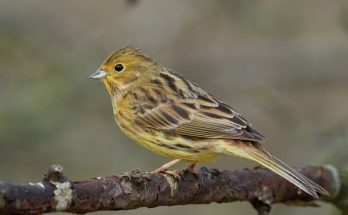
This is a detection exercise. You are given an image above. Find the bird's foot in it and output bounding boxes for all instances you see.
[180,163,200,178]
[151,159,181,179]
[153,169,181,179]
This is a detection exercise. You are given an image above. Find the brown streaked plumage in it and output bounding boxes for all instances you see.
[90,46,329,199]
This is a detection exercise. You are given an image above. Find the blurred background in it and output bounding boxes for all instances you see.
[0,0,347,214]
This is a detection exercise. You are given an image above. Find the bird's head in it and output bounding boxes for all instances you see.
[90,46,156,95]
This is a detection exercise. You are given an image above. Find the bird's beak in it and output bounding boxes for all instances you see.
[90,69,107,79]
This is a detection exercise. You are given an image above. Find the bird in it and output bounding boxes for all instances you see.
[90,46,329,199]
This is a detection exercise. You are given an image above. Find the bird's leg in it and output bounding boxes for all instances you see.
[186,163,196,172]
[153,159,181,172]
[182,163,200,178]
[152,159,181,179]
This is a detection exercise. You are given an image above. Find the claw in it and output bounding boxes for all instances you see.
[151,159,182,180]
[159,170,181,180]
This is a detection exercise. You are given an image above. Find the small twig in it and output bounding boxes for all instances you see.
[250,199,271,215]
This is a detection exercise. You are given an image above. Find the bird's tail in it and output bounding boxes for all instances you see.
[220,141,329,198]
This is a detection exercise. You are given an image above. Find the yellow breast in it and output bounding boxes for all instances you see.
[114,107,219,163]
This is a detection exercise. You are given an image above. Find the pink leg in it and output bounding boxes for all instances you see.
[180,163,200,178]
[186,163,197,172]
[153,159,181,173]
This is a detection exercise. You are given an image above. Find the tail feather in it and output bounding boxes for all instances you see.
[222,142,329,198]
[267,155,329,196]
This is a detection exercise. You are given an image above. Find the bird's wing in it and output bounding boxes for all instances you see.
[133,92,265,142]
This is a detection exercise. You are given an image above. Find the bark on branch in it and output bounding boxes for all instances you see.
[0,164,346,214]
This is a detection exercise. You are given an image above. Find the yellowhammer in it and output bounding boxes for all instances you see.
[90,46,329,198]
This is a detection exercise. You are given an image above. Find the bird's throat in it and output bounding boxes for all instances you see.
[102,78,120,96]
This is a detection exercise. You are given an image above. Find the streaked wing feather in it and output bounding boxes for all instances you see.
[134,93,265,142]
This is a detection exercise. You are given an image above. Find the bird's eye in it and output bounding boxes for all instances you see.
[114,64,124,72]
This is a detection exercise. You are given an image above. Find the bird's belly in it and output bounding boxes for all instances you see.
[125,128,219,163]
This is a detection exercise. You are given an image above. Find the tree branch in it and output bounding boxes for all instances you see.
[0,164,346,214]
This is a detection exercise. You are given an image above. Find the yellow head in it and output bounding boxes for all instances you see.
[90,46,157,95]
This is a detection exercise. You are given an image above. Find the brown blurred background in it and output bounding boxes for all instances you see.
[1,0,347,214]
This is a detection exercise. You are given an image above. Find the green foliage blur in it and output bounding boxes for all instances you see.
[0,1,347,214]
